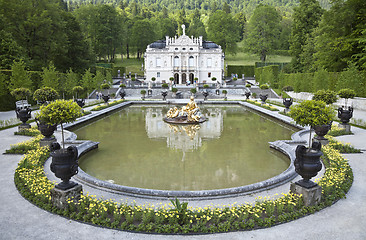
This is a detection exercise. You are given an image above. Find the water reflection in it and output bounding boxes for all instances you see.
[76,105,294,191]
[145,107,223,151]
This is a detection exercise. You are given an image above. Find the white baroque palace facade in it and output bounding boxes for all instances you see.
[144,25,224,85]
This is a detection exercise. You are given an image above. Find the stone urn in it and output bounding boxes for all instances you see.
[16,107,32,129]
[259,94,268,104]
[245,92,251,100]
[162,90,168,100]
[313,122,332,141]
[294,142,323,189]
[50,143,79,190]
[283,98,293,109]
[119,89,126,100]
[102,94,110,104]
[338,106,353,124]
[75,99,85,108]
[36,119,57,142]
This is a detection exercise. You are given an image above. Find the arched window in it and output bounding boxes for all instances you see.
[189,56,194,67]
[174,56,180,67]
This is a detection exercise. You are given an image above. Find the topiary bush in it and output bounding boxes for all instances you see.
[282,86,294,91]
[33,87,58,104]
[260,84,269,90]
[312,90,337,105]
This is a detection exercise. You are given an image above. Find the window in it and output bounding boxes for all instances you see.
[174,56,180,67]
[189,56,194,67]
[175,48,178,50]
[157,72,160,77]
[156,58,161,67]
[190,48,193,50]
[207,58,212,67]
[183,48,186,50]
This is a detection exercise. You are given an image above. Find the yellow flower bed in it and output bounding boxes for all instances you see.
[14,135,353,233]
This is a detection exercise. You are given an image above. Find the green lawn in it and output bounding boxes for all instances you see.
[225,52,292,66]
[113,56,145,75]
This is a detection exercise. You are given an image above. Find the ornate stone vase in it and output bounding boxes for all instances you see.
[161,90,167,100]
[203,90,209,100]
[75,99,85,108]
[36,120,57,141]
[283,98,293,109]
[16,107,32,128]
[294,142,323,189]
[259,94,268,104]
[119,90,126,100]
[338,106,353,124]
[313,122,332,141]
[102,95,110,103]
[50,143,79,190]
[245,92,251,99]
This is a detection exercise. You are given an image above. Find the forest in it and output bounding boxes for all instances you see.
[0,0,365,110]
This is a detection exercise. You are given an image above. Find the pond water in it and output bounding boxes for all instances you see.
[75,105,295,191]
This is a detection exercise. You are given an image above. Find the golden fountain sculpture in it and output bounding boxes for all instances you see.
[164,96,207,124]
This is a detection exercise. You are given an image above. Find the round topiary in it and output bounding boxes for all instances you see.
[151,77,156,81]
[162,83,169,88]
[100,83,110,89]
[171,88,178,93]
[312,90,337,105]
[11,88,32,101]
[222,90,227,94]
[338,89,356,107]
[190,88,197,94]
[260,84,269,90]
[203,84,209,88]
[246,84,251,88]
[33,87,59,104]
[140,90,146,95]
[36,99,82,148]
[120,84,126,88]
[212,77,217,81]
[282,86,294,92]
[289,100,335,147]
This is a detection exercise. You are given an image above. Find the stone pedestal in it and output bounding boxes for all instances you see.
[338,123,351,133]
[290,183,322,206]
[18,124,31,131]
[313,137,329,146]
[40,138,56,148]
[50,184,82,210]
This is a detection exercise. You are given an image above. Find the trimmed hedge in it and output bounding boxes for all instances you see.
[255,65,279,88]
[227,65,255,77]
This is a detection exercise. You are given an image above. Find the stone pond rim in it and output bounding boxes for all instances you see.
[56,101,303,200]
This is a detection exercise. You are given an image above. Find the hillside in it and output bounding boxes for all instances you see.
[66,0,332,15]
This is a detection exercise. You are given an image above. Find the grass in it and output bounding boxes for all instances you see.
[225,52,292,66]
[113,56,145,76]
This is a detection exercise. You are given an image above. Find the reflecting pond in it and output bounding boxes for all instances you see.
[75,105,295,191]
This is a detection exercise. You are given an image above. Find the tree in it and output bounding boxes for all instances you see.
[187,10,207,38]
[41,63,60,91]
[0,30,24,69]
[9,60,32,91]
[63,69,79,98]
[81,68,95,94]
[314,0,366,72]
[234,12,246,41]
[289,0,323,72]
[131,19,155,59]
[244,5,281,62]
[207,10,239,54]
